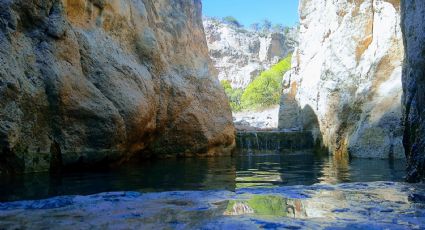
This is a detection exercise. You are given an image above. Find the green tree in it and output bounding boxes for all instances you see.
[272,24,284,33]
[262,19,272,33]
[250,23,260,32]
[220,80,243,111]
[223,16,243,28]
[241,54,292,110]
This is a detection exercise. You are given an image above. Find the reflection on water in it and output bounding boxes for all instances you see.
[235,150,405,188]
[1,182,424,229]
[224,182,422,222]
[224,195,289,217]
[0,150,406,202]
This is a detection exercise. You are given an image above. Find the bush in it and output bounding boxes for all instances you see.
[220,80,243,112]
[240,54,292,110]
[262,19,272,33]
[223,16,243,28]
[250,23,260,32]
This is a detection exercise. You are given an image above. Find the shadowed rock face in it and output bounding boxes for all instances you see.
[401,0,425,182]
[279,0,404,159]
[0,0,235,173]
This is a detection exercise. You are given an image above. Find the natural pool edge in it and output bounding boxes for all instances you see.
[1,181,424,229]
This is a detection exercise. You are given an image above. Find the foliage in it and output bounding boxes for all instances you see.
[220,80,244,111]
[240,54,292,110]
[272,24,284,33]
[213,17,295,35]
[223,16,243,28]
[250,23,260,32]
[262,19,272,33]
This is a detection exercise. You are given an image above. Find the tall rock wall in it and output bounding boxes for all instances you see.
[279,0,404,158]
[401,0,425,181]
[203,19,297,89]
[0,0,235,173]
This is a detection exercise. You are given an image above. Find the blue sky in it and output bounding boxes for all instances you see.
[202,0,299,27]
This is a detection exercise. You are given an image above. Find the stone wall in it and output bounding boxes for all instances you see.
[0,0,235,173]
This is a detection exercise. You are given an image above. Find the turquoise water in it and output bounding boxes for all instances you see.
[0,149,406,202]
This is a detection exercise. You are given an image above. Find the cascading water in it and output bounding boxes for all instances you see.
[236,131,315,154]
[254,133,260,150]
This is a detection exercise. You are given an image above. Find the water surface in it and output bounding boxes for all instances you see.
[0,149,406,202]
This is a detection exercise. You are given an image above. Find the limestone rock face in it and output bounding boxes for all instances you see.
[401,0,425,181]
[203,19,297,89]
[0,0,235,173]
[233,106,280,131]
[279,0,404,158]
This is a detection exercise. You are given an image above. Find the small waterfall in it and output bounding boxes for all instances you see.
[236,131,315,154]
[254,132,260,150]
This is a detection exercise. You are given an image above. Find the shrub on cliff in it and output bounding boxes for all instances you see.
[221,80,244,112]
[240,54,292,110]
[223,16,243,28]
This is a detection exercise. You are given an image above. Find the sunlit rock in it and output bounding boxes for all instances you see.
[203,18,297,89]
[0,0,235,173]
[233,106,280,130]
[279,0,404,159]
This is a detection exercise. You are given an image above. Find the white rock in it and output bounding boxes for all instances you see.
[233,106,280,130]
[279,0,404,158]
[203,18,297,89]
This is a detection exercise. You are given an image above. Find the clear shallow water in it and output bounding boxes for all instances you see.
[0,149,406,202]
[1,182,425,229]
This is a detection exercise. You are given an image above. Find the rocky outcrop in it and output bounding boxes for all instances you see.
[203,18,297,89]
[401,0,425,181]
[0,0,235,173]
[279,0,404,158]
[233,106,280,131]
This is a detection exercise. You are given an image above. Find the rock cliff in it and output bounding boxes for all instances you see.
[401,0,425,181]
[279,0,404,158]
[0,0,235,173]
[203,18,297,89]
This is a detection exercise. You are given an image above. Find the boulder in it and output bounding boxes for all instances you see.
[0,0,235,173]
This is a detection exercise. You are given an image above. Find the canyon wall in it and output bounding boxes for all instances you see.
[401,0,425,181]
[203,18,297,89]
[279,0,404,158]
[0,0,235,173]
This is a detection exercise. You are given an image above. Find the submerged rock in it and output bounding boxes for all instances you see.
[401,0,425,182]
[0,182,424,229]
[278,0,404,159]
[0,0,235,173]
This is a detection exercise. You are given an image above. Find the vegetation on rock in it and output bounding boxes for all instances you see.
[220,54,292,112]
[240,54,292,110]
[206,16,293,35]
[220,80,244,111]
[223,16,243,28]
